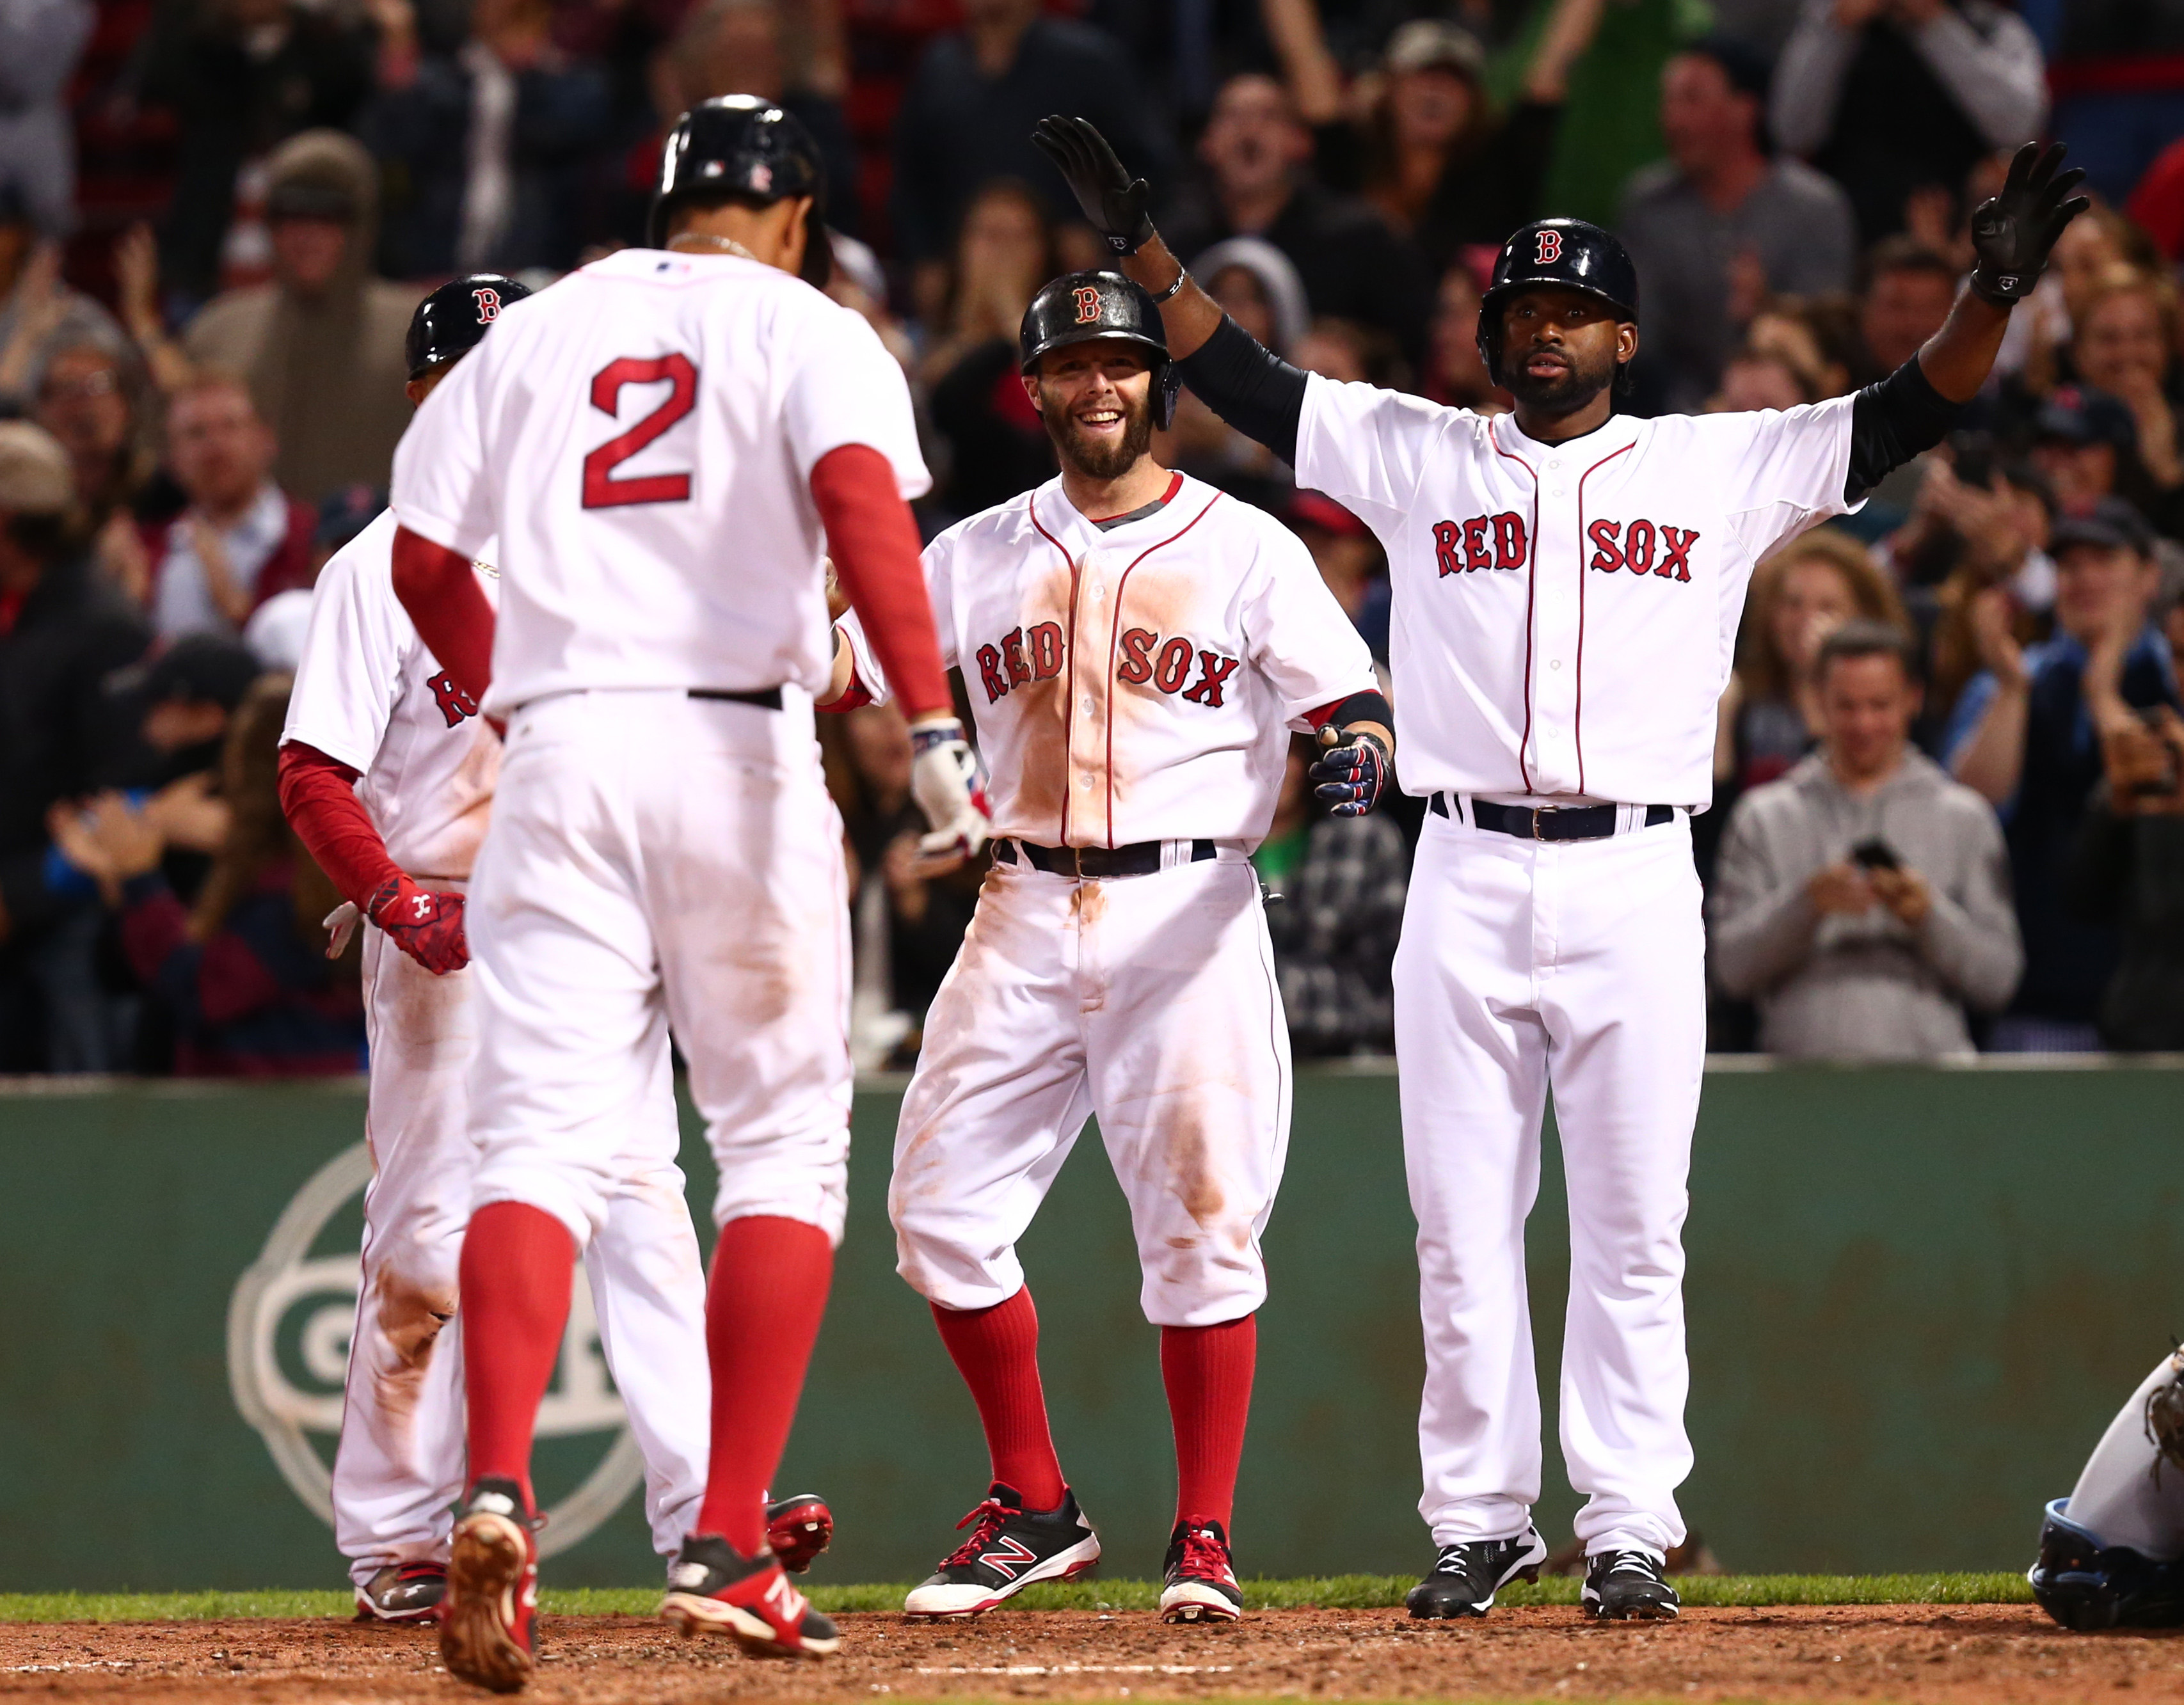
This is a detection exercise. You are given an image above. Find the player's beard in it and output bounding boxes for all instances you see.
[1502,341,1622,415]
[1042,385,1154,481]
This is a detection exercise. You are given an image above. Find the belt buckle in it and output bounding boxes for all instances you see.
[1531,809,1547,841]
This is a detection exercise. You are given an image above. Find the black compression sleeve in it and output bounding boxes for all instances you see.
[1324,690,1393,732]
[1173,313,1309,466]
[1845,356,1965,502]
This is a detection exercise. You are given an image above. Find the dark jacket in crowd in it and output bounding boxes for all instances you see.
[2068,791,2184,1051]
[0,553,149,938]
[1944,630,2182,1026]
[363,50,614,278]
[1163,182,1435,371]
[1260,810,1410,1057]
[890,15,1170,263]
[927,339,1058,523]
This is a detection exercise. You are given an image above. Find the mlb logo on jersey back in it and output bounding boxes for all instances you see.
[1433,512,1528,576]
[1586,520,1701,582]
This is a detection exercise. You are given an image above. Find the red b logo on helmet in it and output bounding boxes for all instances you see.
[472,286,501,322]
[1072,286,1102,324]
[1534,230,1563,266]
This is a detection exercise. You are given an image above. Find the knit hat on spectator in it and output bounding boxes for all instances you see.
[0,420,75,514]
[267,161,362,225]
[141,633,262,711]
[2050,496,2155,556]
[2035,385,2138,451]
[1685,34,1773,104]
[1384,18,1486,81]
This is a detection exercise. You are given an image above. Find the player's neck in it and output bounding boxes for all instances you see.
[1511,390,1616,446]
[1060,456,1173,525]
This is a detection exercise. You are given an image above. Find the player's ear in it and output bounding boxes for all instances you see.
[1618,321,1640,364]
[1021,372,1044,414]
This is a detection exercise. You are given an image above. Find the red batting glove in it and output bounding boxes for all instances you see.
[365,875,470,974]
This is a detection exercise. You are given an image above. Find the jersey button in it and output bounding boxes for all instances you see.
[1550,659,1563,670]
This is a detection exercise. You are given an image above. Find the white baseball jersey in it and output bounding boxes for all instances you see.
[389,250,929,716]
[1295,379,1861,809]
[845,472,1378,848]
[282,510,499,880]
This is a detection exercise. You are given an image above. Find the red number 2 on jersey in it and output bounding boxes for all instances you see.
[581,354,697,508]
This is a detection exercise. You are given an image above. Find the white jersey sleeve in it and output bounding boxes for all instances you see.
[390,344,496,560]
[783,310,929,498]
[1237,518,1381,726]
[1293,374,1467,525]
[1708,392,1861,563]
[284,512,410,772]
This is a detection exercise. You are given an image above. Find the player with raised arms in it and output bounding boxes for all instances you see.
[1030,114,2086,1621]
[277,274,832,1629]
[385,98,983,1687]
[825,272,1389,1624]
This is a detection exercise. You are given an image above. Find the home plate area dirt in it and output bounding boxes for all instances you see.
[4,1606,2181,1704]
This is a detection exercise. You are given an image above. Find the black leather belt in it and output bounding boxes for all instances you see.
[996,838,1217,878]
[1430,794,1674,841]
[688,686,783,710]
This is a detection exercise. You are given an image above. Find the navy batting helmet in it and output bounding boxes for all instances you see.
[1476,218,1640,388]
[1019,271,1179,429]
[405,273,531,380]
[650,95,829,287]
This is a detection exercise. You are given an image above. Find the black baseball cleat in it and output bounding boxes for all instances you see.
[354,1560,447,1623]
[765,1493,833,1574]
[1160,1518,1243,1622]
[1406,1526,1548,1618]
[1582,1548,1681,1620]
[440,1478,539,1692]
[660,1534,841,1658]
[902,1482,1102,1617]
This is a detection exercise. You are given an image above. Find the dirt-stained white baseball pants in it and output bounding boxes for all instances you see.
[465,688,853,1248]
[891,851,1289,1329]
[1396,805,1703,1560]
[333,917,711,1585]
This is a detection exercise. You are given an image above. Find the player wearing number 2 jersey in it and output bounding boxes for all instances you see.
[1033,115,2089,1622]
[386,98,984,1688]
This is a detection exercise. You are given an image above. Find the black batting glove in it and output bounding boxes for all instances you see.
[1969,141,2091,305]
[1309,726,1392,817]
[1031,115,1156,257]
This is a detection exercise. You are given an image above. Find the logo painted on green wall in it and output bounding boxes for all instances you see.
[225,1141,645,1558]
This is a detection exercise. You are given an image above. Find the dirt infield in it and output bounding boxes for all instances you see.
[3,1605,2181,1704]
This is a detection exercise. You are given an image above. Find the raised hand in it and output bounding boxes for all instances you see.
[1969,141,2091,305]
[1030,115,1156,258]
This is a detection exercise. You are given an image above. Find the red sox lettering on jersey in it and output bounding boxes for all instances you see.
[841,472,1376,849]
[1293,381,1859,806]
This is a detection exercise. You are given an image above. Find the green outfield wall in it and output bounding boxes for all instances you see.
[1,1061,2178,1592]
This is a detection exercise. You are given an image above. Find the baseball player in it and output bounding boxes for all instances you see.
[278,274,834,1625]
[1033,116,2087,1620]
[386,98,980,1687]
[828,271,1388,1624]
[2029,1351,2184,1630]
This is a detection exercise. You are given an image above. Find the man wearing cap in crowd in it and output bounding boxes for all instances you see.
[0,419,151,1070]
[1617,35,1859,413]
[1945,495,2182,1051]
[2029,385,2184,539]
[182,130,421,504]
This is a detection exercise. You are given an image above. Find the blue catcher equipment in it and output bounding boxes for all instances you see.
[2029,1499,2184,1630]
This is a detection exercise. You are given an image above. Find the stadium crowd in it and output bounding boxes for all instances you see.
[0,0,2180,1075]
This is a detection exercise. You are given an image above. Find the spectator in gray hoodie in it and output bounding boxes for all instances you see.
[1710,619,2021,1058]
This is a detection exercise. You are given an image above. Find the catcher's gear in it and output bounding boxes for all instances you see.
[2029,1498,2184,1630]
[651,95,831,288]
[1969,141,2091,306]
[1030,115,1156,257]
[1477,218,1639,390]
[1310,722,1392,816]
[908,718,991,864]
[366,874,470,974]
[406,273,532,380]
[1019,270,1181,430]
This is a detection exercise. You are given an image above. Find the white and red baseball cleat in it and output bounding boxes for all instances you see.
[1160,1518,1243,1623]
[439,1479,538,1692]
[660,1534,841,1658]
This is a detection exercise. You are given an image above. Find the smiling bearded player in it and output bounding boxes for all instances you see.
[826,272,1388,1624]
[1029,115,2089,1621]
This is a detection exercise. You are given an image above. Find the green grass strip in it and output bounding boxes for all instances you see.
[0,1573,2032,1622]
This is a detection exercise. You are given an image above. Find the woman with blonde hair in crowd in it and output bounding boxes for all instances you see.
[48,673,364,1075]
[2066,266,2184,534]
[920,178,1060,522]
[1716,530,1909,800]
